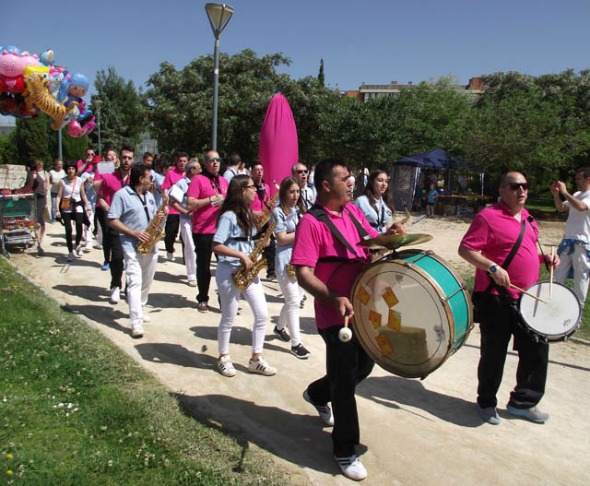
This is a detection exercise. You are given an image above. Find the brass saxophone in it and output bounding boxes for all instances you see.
[285,263,297,282]
[137,196,168,255]
[232,218,278,289]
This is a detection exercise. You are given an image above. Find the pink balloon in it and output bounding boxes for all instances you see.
[258,93,299,196]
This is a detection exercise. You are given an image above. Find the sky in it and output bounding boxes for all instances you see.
[2,0,590,124]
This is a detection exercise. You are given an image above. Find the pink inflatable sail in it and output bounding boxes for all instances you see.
[258,93,299,196]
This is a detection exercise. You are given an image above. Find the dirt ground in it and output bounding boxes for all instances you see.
[7,216,590,485]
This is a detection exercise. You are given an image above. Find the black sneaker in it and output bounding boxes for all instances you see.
[273,326,290,342]
[291,344,310,359]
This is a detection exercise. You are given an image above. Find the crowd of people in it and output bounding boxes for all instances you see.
[22,146,590,481]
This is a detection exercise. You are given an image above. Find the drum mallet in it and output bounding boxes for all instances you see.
[549,245,555,299]
[339,315,353,342]
[509,284,547,304]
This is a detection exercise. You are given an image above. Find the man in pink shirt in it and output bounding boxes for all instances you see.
[459,171,559,426]
[187,150,228,312]
[161,152,188,261]
[291,158,381,481]
[76,147,97,176]
[97,145,133,305]
[249,162,276,278]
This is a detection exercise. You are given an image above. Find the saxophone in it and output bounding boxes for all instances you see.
[232,218,278,289]
[137,196,168,255]
[285,263,297,282]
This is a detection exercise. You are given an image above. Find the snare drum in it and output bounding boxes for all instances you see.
[351,250,473,379]
[518,281,581,342]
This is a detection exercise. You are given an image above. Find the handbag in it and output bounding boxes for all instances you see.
[59,178,77,211]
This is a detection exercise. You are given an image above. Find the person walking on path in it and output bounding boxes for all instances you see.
[459,171,559,426]
[161,152,188,262]
[551,167,590,307]
[55,162,89,262]
[212,175,277,377]
[108,163,167,338]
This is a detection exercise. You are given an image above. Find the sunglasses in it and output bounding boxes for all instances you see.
[297,169,308,174]
[207,157,221,162]
[507,183,528,191]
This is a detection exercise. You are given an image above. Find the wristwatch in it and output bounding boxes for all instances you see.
[488,264,498,273]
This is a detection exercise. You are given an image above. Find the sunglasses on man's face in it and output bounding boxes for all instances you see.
[507,183,528,191]
[297,169,308,174]
[207,157,221,162]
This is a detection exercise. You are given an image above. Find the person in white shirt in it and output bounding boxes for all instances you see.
[49,159,65,222]
[292,163,316,211]
[354,170,395,233]
[551,167,590,306]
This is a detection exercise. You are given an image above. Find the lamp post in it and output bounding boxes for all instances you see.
[205,3,234,151]
[94,98,103,157]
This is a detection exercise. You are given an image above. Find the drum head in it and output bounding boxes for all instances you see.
[351,259,454,378]
[519,281,581,341]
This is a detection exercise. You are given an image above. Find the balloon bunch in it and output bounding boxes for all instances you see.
[0,45,95,137]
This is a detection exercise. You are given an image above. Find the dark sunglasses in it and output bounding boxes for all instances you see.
[297,169,308,174]
[508,183,528,191]
[207,157,221,162]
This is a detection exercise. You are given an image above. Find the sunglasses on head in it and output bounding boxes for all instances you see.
[508,183,528,191]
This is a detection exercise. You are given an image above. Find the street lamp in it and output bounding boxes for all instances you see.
[205,2,234,151]
[93,98,103,157]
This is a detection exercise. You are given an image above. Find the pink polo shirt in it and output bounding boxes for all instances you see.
[161,168,185,215]
[460,201,541,299]
[187,173,229,234]
[291,202,379,329]
[97,170,129,207]
[250,183,270,213]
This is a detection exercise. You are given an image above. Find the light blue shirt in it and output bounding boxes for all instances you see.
[152,170,165,207]
[108,186,158,253]
[272,206,300,270]
[173,177,191,222]
[354,195,392,233]
[213,211,256,267]
[80,171,96,206]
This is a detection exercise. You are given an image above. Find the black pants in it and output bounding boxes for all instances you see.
[193,233,214,303]
[108,230,124,290]
[96,207,111,264]
[262,236,276,274]
[164,214,180,254]
[62,212,83,252]
[476,294,549,409]
[307,326,374,457]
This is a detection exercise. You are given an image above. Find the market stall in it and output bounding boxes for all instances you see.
[0,192,36,257]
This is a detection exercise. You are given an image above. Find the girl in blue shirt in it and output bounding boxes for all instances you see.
[212,175,277,377]
[354,170,395,233]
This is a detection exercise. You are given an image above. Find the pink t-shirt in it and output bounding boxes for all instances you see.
[97,170,130,207]
[460,201,540,299]
[187,173,229,234]
[161,168,185,215]
[250,183,270,213]
[291,202,379,329]
[76,159,94,174]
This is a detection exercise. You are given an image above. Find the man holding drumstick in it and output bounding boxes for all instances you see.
[459,171,559,425]
[291,158,381,481]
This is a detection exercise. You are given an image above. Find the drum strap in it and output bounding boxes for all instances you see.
[484,218,527,293]
[307,204,369,259]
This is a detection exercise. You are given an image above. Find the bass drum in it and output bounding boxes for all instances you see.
[351,250,473,379]
[519,281,581,342]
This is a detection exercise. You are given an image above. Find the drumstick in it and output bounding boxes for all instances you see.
[339,314,353,342]
[549,246,555,299]
[509,284,547,304]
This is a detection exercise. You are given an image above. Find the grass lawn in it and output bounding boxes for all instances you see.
[0,258,287,485]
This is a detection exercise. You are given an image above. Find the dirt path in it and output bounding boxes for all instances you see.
[7,217,590,485]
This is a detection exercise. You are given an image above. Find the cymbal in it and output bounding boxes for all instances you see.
[359,233,433,250]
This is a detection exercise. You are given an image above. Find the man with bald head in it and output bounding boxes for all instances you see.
[459,171,559,426]
[292,163,316,211]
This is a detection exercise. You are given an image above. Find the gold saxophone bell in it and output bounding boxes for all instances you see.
[137,196,168,255]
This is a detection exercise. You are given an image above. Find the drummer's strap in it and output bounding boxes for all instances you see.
[308,204,369,259]
[484,218,527,294]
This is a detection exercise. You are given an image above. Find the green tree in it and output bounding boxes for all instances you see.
[318,59,325,87]
[0,131,18,165]
[14,113,51,164]
[92,67,145,151]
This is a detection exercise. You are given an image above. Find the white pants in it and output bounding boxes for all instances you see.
[180,218,196,281]
[124,247,158,327]
[555,242,590,307]
[216,262,268,356]
[276,267,303,346]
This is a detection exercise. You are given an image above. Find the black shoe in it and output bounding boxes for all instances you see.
[266,271,276,280]
[291,344,310,359]
[273,326,290,342]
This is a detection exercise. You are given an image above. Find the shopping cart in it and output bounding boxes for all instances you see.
[0,193,37,258]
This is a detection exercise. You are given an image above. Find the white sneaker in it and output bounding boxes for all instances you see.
[131,325,144,338]
[187,279,197,287]
[335,455,367,481]
[217,355,236,377]
[248,356,277,376]
[84,242,93,252]
[166,252,174,261]
[93,242,103,250]
[75,245,83,257]
[66,252,74,262]
[142,311,151,322]
[110,287,120,304]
